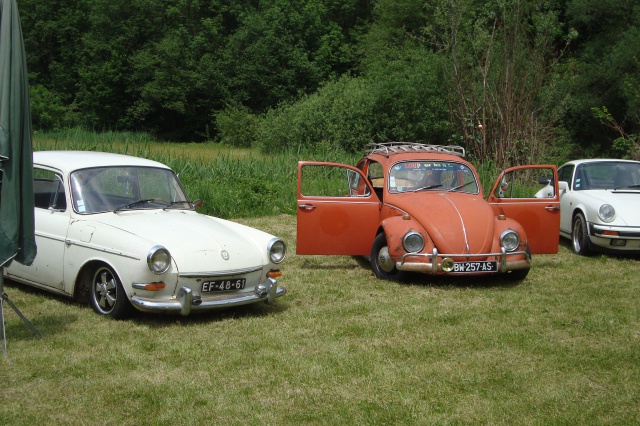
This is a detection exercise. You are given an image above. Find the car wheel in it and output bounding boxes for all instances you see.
[89,265,133,319]
[504,268,530,281]
[370,233,406,281]
[572,212,591,256]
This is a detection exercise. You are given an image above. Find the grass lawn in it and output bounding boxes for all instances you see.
[1,214,639,425]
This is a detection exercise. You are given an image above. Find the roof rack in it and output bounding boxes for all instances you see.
[365,142,465,158]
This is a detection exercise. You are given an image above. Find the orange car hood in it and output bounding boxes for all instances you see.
[391,192,495,254]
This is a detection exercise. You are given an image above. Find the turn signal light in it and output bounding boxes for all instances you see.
[144,282,165,291]
[267,270,282,278]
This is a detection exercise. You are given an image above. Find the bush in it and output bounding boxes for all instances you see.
[253,48,451,153]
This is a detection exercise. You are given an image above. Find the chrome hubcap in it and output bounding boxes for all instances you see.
[377,246,396,273]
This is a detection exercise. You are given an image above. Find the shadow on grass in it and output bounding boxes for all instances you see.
[128,294,290,328]
[352,256,523,289]
[2,277,288,330]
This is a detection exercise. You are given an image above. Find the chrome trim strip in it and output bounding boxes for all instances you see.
[439,193,470,254]
[179,266,263,278]
[64,239,140,260]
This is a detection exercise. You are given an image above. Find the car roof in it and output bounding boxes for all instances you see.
[33,150,171,173]
[563,158,640,166]
[363,142,468,163]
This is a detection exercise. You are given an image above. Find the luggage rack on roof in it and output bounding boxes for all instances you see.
[365,142,465,158]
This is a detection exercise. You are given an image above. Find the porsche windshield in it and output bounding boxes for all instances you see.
[70,166,191,213]
[574,161,640,190]
[389,161,479,194]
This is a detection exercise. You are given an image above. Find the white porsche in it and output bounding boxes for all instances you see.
[551,159,640,255]
[3,151,287,318]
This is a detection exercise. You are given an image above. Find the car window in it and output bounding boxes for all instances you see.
[301,164,370,197]
[70,166,189,213]
[33,168,66,210]
[497,167,557,199]
[574,161,640,190]
[558,165,574,186]
[388,161,479,194]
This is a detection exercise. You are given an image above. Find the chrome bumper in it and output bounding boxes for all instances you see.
[397,247,531,274]
[130,278,286,316]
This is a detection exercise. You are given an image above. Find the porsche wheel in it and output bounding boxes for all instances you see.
[572,212,592,256]
[371,233,406,281]
[89,265,133,319]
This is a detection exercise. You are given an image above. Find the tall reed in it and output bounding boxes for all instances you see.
[33,130,360,218]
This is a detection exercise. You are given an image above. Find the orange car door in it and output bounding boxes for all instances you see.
[297,161,381,255]
[488,165,560,254]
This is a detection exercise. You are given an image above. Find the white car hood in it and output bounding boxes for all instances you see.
[87,210,270,273]
[581,190,640,225]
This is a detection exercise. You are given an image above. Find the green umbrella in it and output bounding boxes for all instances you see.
[0,0,36,268]
[1,0,39,353]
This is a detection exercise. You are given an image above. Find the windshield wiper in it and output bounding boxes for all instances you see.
[448,181,475,192]
[114,199,156,212]
[411,184,443,192]
[162,200,193,210]
[615,184,640,190]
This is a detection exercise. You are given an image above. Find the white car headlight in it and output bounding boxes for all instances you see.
[403,231,425,253]
[147,245,171,274]
[598,204,615,223]
[500,230,520,252]
[268,238,287,264]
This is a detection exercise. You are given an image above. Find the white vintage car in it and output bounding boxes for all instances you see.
[544,159,640,255]
[3,151,287,318]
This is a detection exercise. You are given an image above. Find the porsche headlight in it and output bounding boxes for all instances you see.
[403,231,425,253]
[598,204,615,223]
[147,245,171,274]
[500,230,520,252]
[268,238,287,264]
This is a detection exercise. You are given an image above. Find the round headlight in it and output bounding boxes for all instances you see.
[268,238,287,264]
[403,231,425,253]
[598,204,615,223]
[500,230,520,252]
[147,245,171,274]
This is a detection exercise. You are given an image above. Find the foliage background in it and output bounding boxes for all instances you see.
[20,0,640,165]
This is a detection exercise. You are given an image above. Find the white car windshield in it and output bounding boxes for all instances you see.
[574,161,640,190]
[70,166,191,213]
[388,161,479,194]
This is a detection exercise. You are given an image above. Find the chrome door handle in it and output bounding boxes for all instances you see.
[298,204,317,211]
[545,206,560,211]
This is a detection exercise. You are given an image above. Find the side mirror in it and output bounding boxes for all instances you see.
[192,199,203,209]
[558,181,568,193]
[538,176,552,185]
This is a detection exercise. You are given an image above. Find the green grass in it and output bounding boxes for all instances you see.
[2,214,639,425]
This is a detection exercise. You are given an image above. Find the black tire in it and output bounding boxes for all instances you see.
[89,265,133,319]
[504,268,530,281]
[572,212,592,256]
[370,233,406,281]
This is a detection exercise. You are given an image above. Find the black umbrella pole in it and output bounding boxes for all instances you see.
[0,271,41,340]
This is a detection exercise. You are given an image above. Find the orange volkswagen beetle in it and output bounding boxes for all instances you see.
[297,143,560,281]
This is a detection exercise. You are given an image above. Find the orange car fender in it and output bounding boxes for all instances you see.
[379,216,431,259]
[491,216,529,252]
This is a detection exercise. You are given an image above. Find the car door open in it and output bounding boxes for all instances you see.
[296,161,381,255]
[488,165,560,254]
